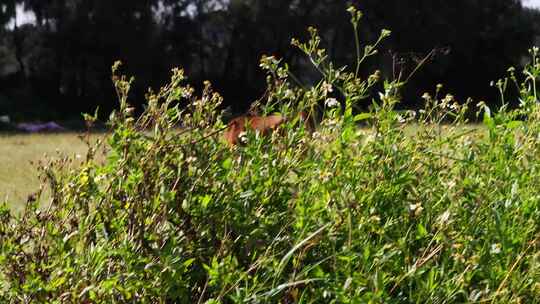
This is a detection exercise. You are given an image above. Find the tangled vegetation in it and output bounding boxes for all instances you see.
[2,8,540,303]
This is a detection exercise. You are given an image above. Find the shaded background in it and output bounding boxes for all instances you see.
[1,0,540,122]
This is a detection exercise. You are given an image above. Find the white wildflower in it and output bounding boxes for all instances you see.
[322,81,333,94]
[409,203,423,212]
[438,210,451,225]
[443,94,454,107]
[238,131,248,144]
[490,243,501,255]
[320,170,332,183]
[364,134,376,143]
[325,97,339,108]
[511,181,518,197]
[370,215,381,223]
[284,89,294,99]
[182,88,193,99]
[312,131,322,140]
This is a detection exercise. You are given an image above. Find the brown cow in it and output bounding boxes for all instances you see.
[223,112,311,146]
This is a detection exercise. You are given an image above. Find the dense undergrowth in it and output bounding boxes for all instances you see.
[2,7,540,303]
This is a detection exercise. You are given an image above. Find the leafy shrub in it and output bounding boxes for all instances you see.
[2,8,540,303]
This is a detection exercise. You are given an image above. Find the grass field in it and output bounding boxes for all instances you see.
[0,132,104,212]
[0,125,481,213]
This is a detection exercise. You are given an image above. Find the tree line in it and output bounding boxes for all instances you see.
[1,0,539,120]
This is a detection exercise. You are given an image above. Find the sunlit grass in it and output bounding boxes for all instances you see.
[0,133,104,212]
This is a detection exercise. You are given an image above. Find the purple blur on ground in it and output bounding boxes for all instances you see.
[16,122,65,133]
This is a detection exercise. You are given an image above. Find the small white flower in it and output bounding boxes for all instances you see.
[320,170,332,183]
[323,118,339,127]
[438,210,451,225]
[370,215,381,223]
[409,203,424,216]
[409,203,422,212]
[186,156,197,163]
[284,89,294,99]
[75,154,82,159]
[443,94,454,106]
[490,243,501,255]
[422,92,431,100]
[181,89,192,98]
[325,97,339,108]
[343,277,352,290]
[238,131,248,144]
[397,114,406,123]
[322,81,333,94]
[364,134,375,143]
[511,181,518,197]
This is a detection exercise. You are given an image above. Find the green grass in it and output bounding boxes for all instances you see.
[0,133,103,212]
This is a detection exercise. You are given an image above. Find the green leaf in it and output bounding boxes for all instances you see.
[483,107,495,129]
[506,120,523,129]
[200,194,212,209]
[341,126,355,142]
[222,158,232,170]
[417,223,428,238]
[183,258,195,268]
[354,113,372,121]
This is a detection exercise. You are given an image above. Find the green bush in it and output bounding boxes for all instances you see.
[2,8,540,303]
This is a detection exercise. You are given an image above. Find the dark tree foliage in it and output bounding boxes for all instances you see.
[0,0,538,120]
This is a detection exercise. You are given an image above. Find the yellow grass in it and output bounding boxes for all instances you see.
[0,133,104,212]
